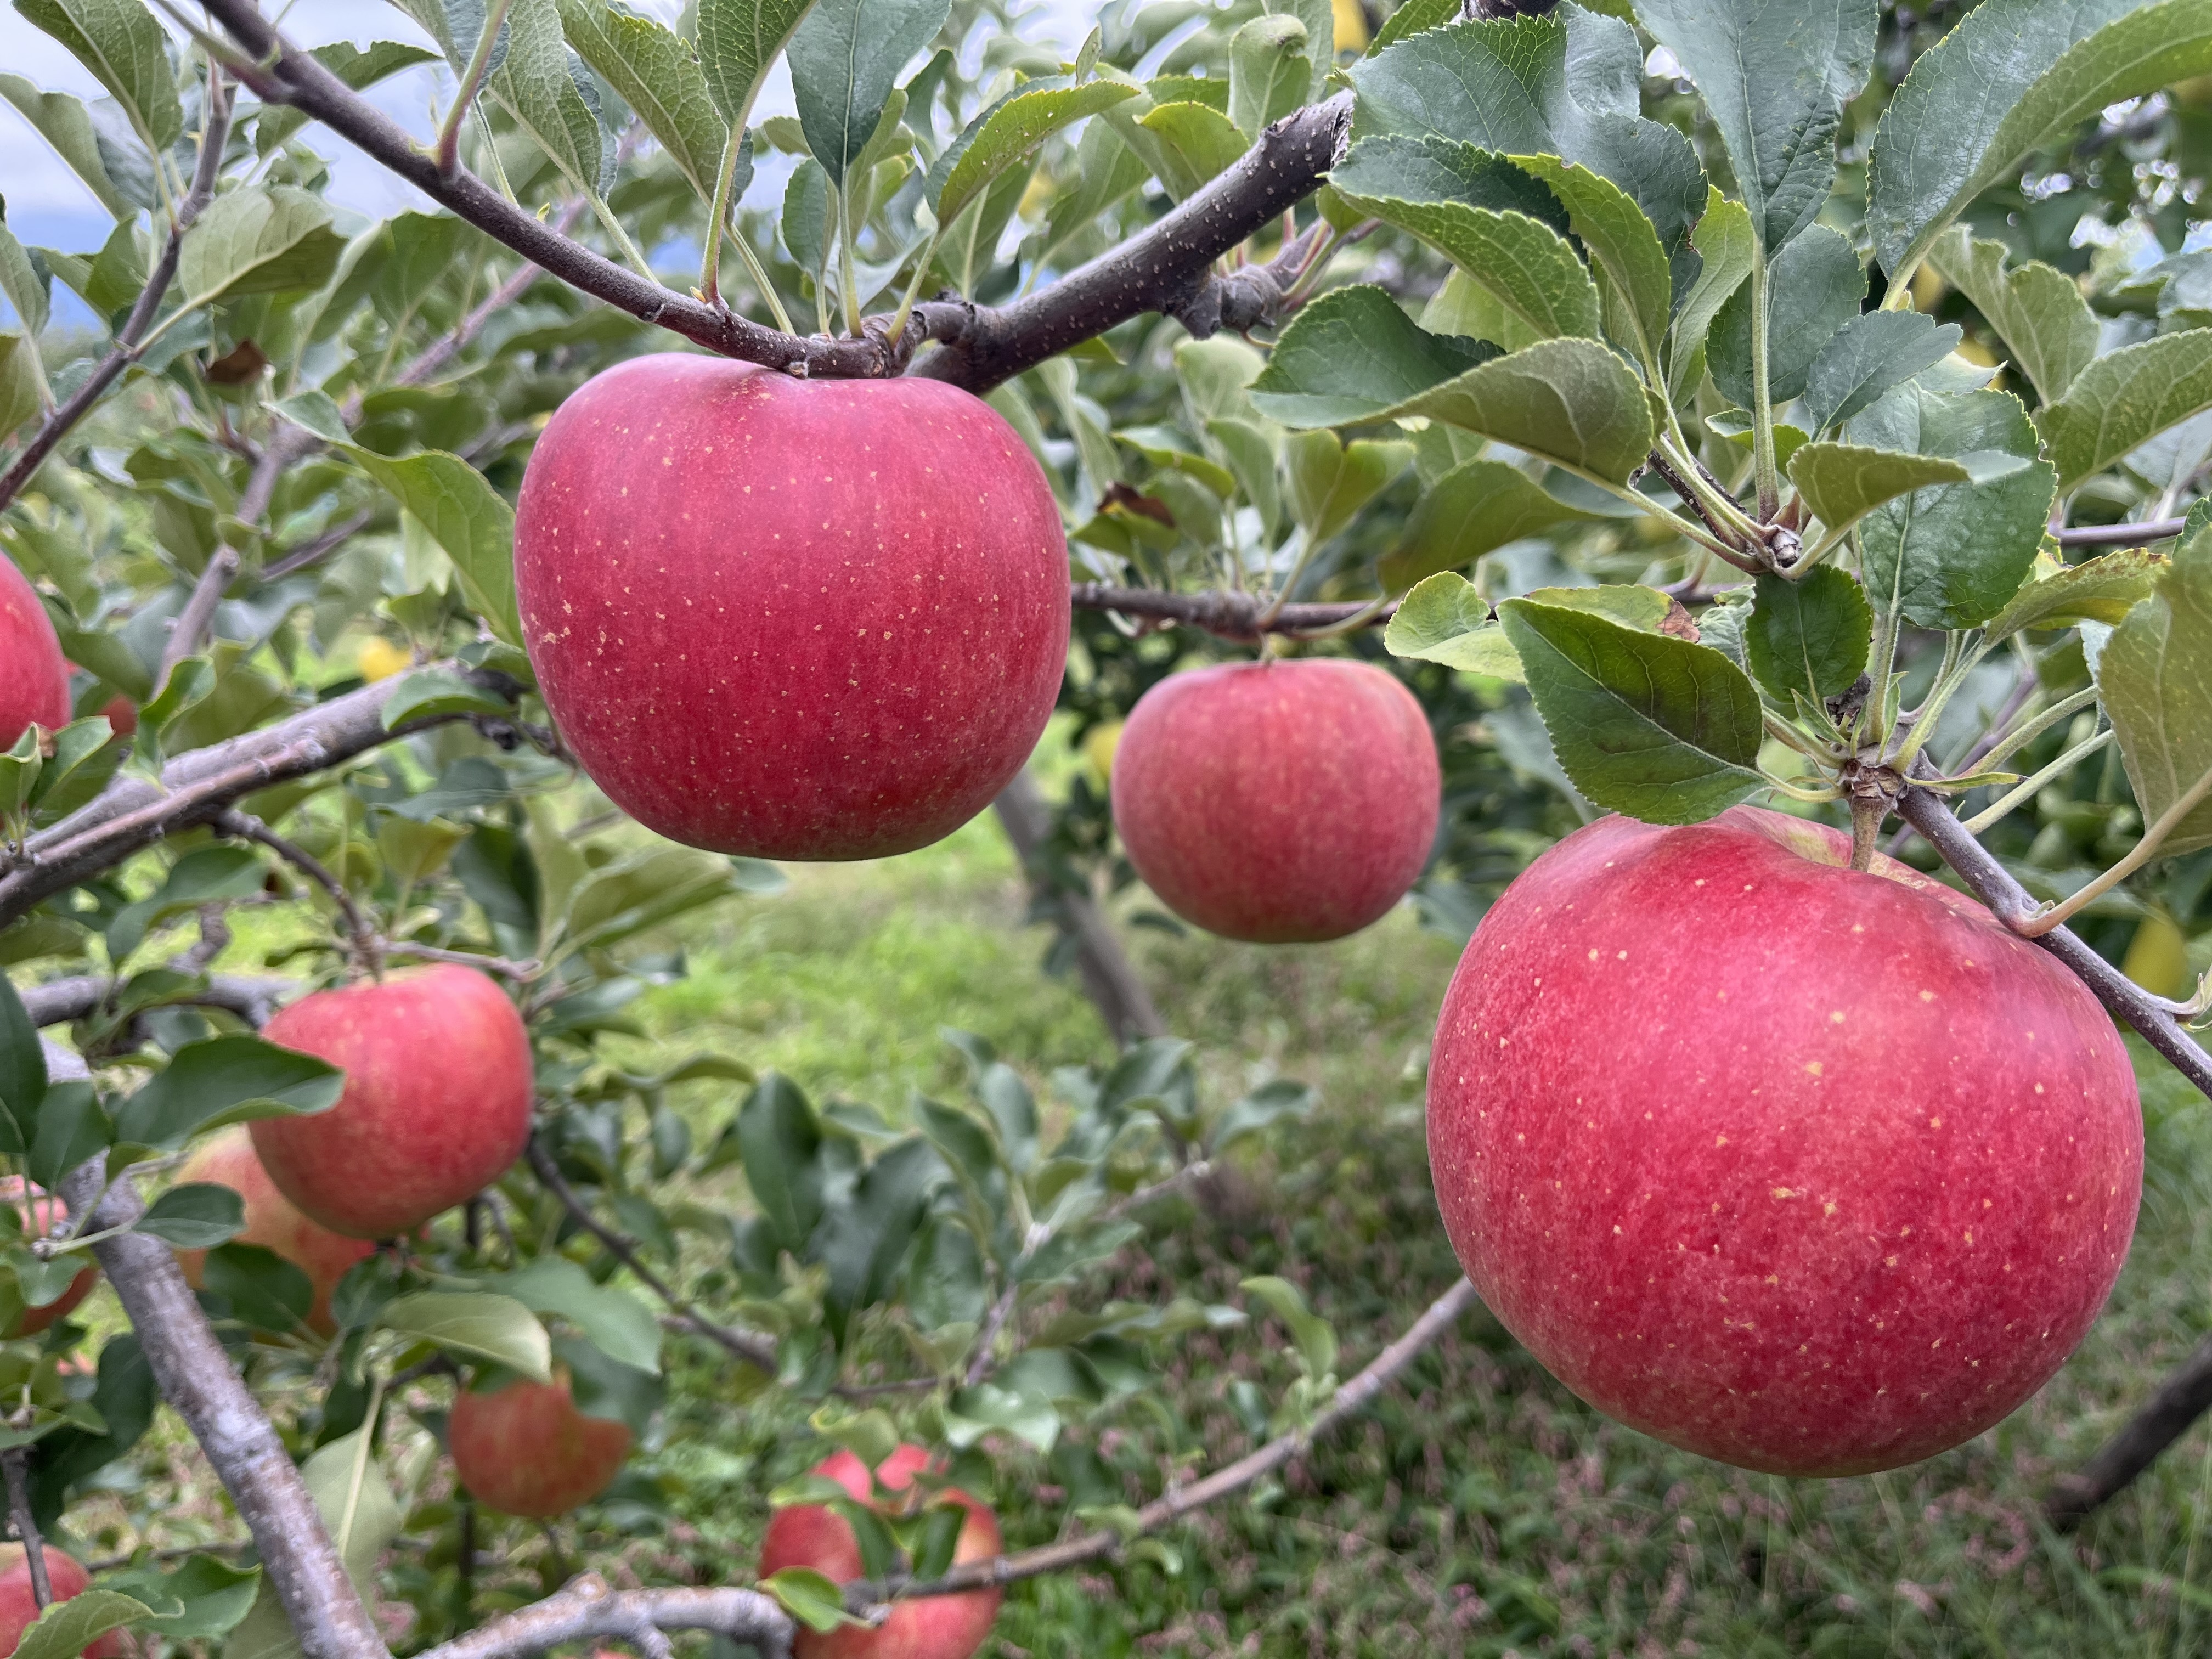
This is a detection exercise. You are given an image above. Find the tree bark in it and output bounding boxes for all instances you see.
[2046,1331,2212,1530]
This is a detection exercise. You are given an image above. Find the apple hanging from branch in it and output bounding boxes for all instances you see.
[1427,806,2143,1475]
[173,1127,376,1335]
[448,1371,632,1518]
[514,357,1071,862]
[1,556,68,750]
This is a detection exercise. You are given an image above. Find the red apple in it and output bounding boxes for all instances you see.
[252,965,533,1239]
[0,555,67,751]
[173,1126,376,1334]
[1110,658,1440,943]
[447,1371,631,1517]
[759,1444,1002,1659]
[0,1542,121,1658]
[1428,804,2142,1476]
[98,695,136,738]
[512,354,1070,861]
[0,1181,95,1338]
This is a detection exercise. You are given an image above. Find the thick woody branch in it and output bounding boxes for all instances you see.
[20,973,289,1029]
[1895,788,2212,1102]
[0,74,231,515]
[911,144,1348,392]
[54,1152,390,1659]
[1071,583,1397,640]
[413,1573,791,1659]
[871,1276,1480,1605]
[0,665,516,929]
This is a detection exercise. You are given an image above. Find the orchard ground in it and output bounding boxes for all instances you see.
[54,730,2212,1657]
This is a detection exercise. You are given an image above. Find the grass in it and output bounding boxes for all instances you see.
[565,790,2212,1658]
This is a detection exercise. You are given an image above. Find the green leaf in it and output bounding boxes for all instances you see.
[1331,140,1599,343]
[0,976,42,1156]
[1798,311,1962,438]
[2035,329,2212,494]
[1401,336,1655,485]
[1240,1275,1336,1378]
[0,215,50,345]
[133,1183,247,1249]
[104,845,270,966]
[499,1255,662,1374]
[1928,227,2098,405]
[112,1034,343,1152]
[1786,442,1972,539]
[763,1567,856,1634]
[1871,0,2212,284]
[11,1590,150,1659]
[270,390,348,446]
[302,1427,404,1595]
[1207,1078,1317,1155]
[1371,0,1455,49]
[1666,191,1753,402]
[1499,597,1766,823]
[557,0,727,204]
[1853,385,2057,630]
[344,448,520,644]
[945,1379,1060,1451]
[488,0,612,198]
[697,0,817,131]
[1509,151,1672,376]
[0,334,40,437]
[928,81,1134,231]
[380,1291,552,1381]
[1745,566,1872,704]
[736,1073,823,1254]
[1380,457,1601,591]
[177,189,347,306]
[1384,571,1517,676]
[1137,101,1250,200]
[788,0,950,188]
[1283,430,1412,546]
[1229,13,1308,143]
[1635,0,1875,252]
[2094,529,2212,856]
[0,74,132,217]
[101,1557,260,1642]
[1709,223,1863,410]
[376,669,511,730]
[15,0,182,150]
[1248,284,1496,428]
[1985,547,2167,641]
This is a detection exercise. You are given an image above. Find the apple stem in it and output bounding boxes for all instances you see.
[0,1448,50,1610]
[1848,794,1884,872]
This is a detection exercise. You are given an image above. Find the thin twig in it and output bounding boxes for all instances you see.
[1,1448,51,1609]
[2054,516,2192,548]
[1070,584,1399,640]
[218,810,383,979]
[871,1277,1482,1605]
[261,511,377,582]
[0,71,232,514]
[523,1141,777,1373]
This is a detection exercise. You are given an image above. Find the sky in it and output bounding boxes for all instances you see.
[0,0,1096,328]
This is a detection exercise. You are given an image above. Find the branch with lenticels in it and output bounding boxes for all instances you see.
[195,0,1350,391]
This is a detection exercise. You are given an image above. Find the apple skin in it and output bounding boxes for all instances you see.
[0,555,68,751]
[447,1372,632,1518]
[759,1444,1003,1659]
[252,966,534,1239]
[98,695,136,738]
[512,354,1070,861]
[1427,804,2143,1476]
[0,1182,95,1338]
[173,1126,376,1334]
[1110,658,1441,943]
[0,1542,121,1658]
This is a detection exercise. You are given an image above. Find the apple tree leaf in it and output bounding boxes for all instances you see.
[1745,566,1872,704]
[1984,546,2168,641]
[1928,226,2099,404]
[557,0,727,204]
[1380,457,1602,590]
[1248,284,1496,427]
[15,0,182,150]
[788,0,951,188]
[1797,311,1962,437]
[2092,526,2212,857]
[2035,329,2212,493]
[1786,442,1971,539]
[697,0,818,131]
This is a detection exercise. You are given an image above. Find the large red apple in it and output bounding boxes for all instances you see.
[0,1181,95,1338]
[1110,658,1440,943]
[1428,804,2142,1476]
[512,354,1070,861]
[759,1444,1002,1659]
[0,1542,121,1657]
[252,965,533,1239]
[0,555,67,750]
[447,1372,631,1517]
[173,1127,376,1334]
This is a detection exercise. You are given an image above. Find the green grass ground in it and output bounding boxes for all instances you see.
[570,799,2212,1658]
